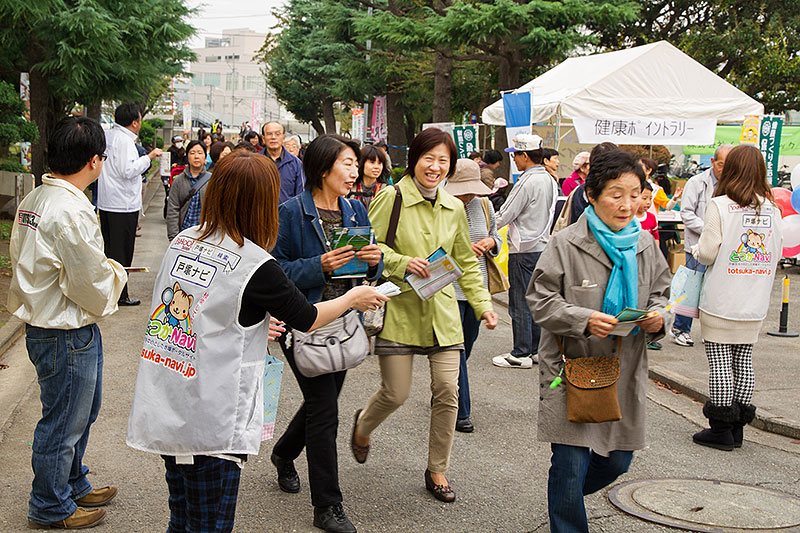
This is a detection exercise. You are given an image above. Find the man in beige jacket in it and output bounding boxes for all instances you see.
[10,116,127,530]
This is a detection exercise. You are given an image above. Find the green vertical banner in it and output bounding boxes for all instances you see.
[760,117,783,186]
[453,125,477,159]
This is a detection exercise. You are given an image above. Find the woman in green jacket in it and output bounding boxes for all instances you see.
[350,128,498,502]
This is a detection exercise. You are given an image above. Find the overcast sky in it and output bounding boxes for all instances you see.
[185,0,285,48]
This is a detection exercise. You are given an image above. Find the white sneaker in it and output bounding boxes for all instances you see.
[669,327,694,347]
[492,353,536,368]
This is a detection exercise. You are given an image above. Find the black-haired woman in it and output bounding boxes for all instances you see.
[271,134,384,533]
[348,144,390,210]
[351,128,498,503]
[166,140,211,241]
[529,149,671,532]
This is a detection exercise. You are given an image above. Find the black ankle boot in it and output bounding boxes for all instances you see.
[313,503,356,533]
[270,452,300,493]
[693,402,738,451]
[732,403,756,448]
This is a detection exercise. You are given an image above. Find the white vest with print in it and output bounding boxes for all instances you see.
[699,196,782,321]
[127,227,272,456]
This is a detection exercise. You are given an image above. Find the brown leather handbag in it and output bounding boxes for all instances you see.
[556,337,622,424]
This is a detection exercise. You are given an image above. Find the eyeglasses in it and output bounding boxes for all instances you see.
[99,154,108,161]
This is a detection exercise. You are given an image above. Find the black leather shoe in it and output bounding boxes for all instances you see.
[424,469,455,503]
[118,297,140,306]
[271,452,300,493]
[455,418,474,433]
[313,503,356,533]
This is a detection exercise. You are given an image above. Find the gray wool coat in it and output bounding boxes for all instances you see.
[528,216,672,456]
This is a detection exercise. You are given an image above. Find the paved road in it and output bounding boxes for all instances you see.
[1,188,799,532]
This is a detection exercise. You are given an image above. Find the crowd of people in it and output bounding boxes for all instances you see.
[7,102,784,533]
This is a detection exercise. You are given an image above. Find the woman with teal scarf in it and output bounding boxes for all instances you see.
[529,149,672,533]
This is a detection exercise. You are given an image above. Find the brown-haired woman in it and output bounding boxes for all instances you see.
[127,151,388,533]
[351,128,499,503]
[691,144,783,451]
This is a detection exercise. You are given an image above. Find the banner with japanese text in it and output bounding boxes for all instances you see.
[573,117,716,145]
[453,125,478,159]
[683,125,800,156]
[351,108,365,142]
[182,102,192,132]
[370,96,387,143]
[760,117,783,186]
[250,100,261,137]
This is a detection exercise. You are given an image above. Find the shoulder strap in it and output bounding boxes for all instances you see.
[386,184,403,249]
[479,196,492,233]
[555,335,622,358]
[190,172,212,196]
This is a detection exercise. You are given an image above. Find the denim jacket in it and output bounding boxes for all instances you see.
[273,189,383,304]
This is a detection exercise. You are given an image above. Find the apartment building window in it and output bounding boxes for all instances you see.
[204,72,221,87]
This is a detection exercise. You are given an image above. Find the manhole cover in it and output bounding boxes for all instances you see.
[609,479,800,532]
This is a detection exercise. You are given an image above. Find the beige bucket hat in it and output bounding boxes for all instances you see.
[444,159,494,196]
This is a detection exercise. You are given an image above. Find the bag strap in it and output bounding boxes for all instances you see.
[555,335,622,358]
[385,184,402,249]
[189,171,211,196]
[479,196,492,233]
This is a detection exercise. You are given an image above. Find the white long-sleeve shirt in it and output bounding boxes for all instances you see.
[9,176,127,329]
[97,123,151,212]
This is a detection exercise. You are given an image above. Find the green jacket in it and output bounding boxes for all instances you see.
[368,176,493,347]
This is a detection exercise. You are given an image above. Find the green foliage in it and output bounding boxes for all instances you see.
[391,167,406,183]
[145,118,165,130]
[0,161,27,173]
[0,81,38,147]
[596,0,800,113]
[138,121,156,148]
[155,135,164,149]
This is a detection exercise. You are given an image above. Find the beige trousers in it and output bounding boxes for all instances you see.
[357,350,460,474]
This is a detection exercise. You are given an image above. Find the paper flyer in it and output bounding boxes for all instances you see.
[404,247,463,301]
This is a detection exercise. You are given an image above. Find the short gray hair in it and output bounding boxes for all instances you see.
[713,144,733,159]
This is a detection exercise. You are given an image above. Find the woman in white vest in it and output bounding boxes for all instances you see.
[691,144,783,451]
[126,151,388,533]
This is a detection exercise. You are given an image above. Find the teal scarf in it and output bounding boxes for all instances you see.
[584,206,640,316]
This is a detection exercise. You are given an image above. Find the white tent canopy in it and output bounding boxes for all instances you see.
[482,41,764,126]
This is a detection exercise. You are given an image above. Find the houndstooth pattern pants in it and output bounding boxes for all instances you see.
[704,341,755,406]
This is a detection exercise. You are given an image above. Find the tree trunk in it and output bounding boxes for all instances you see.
[386,91,407,169]
[495,126,510,183]
[431,48,452,123]
[86,103,101,122]
[322,96,336,134]
[27,52,48,186]
[310,116,325,136]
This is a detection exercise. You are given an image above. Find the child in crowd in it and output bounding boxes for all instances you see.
[636,182,659,244]
[637,182,662,351]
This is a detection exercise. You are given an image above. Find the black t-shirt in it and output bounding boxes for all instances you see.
[238,259,317,330]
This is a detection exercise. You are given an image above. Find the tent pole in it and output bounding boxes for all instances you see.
[554,108,562,151]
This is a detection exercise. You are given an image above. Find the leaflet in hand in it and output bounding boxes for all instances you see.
[376,281,401,297]
[331,226,374,278]
[404,247,463,301]
[609,307,650,336]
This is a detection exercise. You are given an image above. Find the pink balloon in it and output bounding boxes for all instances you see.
[772,187,798,217]
[783,244,800,258]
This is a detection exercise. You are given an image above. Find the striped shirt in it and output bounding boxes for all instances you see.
[453,197,503,301]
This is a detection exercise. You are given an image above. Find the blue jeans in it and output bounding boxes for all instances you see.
[457,301,481,420]
[673,252,707,333]
[508,252,541,356]
[547,444,633,533]
[26,324,103,524]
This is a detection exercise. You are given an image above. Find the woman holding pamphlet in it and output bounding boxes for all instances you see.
[271,134,384,533]
[126,152,387,533]
[350,128,499,503]
[528,149,672,533]
[690,144,782,451]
